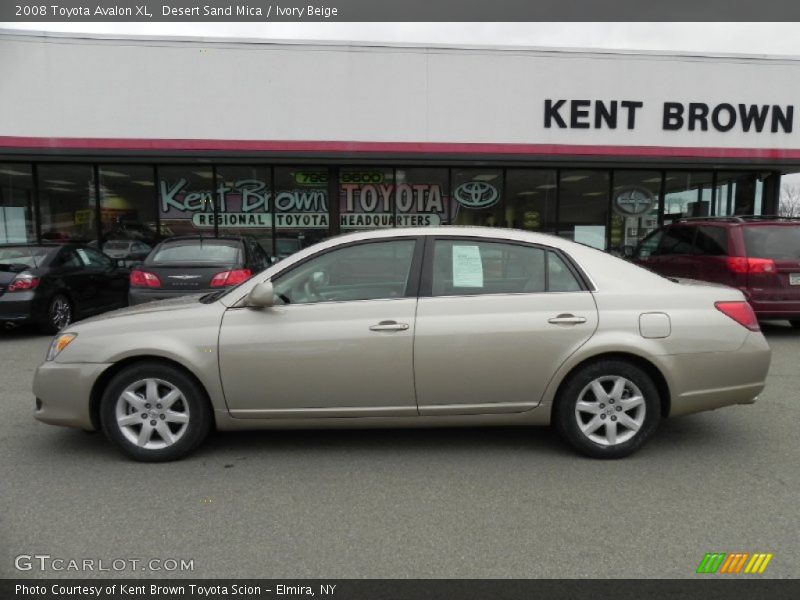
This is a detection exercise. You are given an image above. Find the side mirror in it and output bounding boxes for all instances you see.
[246,281,274,308]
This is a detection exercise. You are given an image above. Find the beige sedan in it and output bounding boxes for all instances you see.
[33,227,771,461]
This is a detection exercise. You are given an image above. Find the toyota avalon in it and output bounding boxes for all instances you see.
[32,227,771,461]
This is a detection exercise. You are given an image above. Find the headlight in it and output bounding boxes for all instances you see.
[46,333,77,361]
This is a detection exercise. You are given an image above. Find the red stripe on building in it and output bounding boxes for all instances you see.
[2,136,800,160]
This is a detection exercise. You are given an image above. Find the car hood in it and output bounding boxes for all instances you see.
[79,294,207,324]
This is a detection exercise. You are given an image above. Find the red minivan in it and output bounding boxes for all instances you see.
[634,216,800,327]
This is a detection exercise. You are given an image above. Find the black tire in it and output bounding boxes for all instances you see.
[99,361,211,462]
[39,293,73,335]
[554,359,661,459]
[789,320,800,329]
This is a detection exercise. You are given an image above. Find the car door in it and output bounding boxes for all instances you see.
[75,246,128,310]
[413,237,598,415]
[49,247,96,316]
[218,237,423,417]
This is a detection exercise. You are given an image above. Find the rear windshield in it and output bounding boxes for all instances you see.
[104,241,131,250]
[149,240,241,265]
[0,246,52,269]
[744,226,800,260]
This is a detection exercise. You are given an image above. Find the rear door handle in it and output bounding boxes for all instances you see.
[548,314,587,325]
[369,320,409,332]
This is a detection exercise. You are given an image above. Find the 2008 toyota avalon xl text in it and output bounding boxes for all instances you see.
[32,227,771,462]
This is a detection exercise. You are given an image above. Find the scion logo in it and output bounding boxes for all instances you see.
[613,186,656,217]
[454,181,499,209]
[696,552,774,574]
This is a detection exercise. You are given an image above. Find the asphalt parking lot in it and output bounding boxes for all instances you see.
[0,323,798,580]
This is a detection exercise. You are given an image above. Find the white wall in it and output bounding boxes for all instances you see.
[2,33,800,151]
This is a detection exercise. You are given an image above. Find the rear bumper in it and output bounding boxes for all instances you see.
[129,288,211,305]
[664,332,771,417]
[749,299,800,319]
[0,294,35,324]
[32,361,111,430]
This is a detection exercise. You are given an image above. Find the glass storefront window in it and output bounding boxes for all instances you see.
[38,164,96,242]
[0,163,35,243]
[158,166,217,237]
[393,168,449,228]
[714,172,764,216]
[610,171,662,253]
[99,165,158,248]
[214,165,272,253]
[663,172,714,222]
[450,168,504,227]
[558,170,610,250]
[273,167,331,257]
[339,167,394,231]
[505,169,557,232]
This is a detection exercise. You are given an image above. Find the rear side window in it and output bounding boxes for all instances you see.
[431,240,582,296]
[150,241,241,264]
[743,226,800,259]
[694,226,729,256]
[657,227,696,255]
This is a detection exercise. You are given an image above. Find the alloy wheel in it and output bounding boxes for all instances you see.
[574,376,646,446]
[115,378,190,450]
[50,296,72,330]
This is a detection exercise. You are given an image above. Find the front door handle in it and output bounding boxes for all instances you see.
[369,320,409,332]
[547,314,587,325]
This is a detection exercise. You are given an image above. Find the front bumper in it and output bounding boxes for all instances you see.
[33,361,112,430]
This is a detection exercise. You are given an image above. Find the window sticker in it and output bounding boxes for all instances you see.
[452,245,484,288]
[75,248,91,265]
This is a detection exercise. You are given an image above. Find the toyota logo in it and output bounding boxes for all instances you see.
[454,181,499,209]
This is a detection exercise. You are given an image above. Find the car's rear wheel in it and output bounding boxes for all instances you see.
[555,359,661,459]
[100,362,211,462]
[39,294,72,335]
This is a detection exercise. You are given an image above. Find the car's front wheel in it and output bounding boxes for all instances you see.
[100,362,211,461]
[554,359,661,459]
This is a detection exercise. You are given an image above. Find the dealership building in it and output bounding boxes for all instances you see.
[2,30,800,256]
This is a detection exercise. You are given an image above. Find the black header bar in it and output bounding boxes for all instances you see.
[4,0,800,22]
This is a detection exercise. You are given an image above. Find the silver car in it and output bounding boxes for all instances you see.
[32,227,771,461]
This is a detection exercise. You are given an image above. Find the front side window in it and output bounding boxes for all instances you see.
[636,229,664,259]
[657,227,696,255]
[76,247,113,269]
[431,239,581,296]
[272,240,416,305]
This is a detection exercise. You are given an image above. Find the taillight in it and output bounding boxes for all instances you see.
[210,269,252,287]
[725,257,776,274]
[715,301,760,331]
[130,270,162,288]
[7,274,40,292]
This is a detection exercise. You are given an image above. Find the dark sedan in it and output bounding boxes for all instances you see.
[128,235,271,305]
[0,243,129,333]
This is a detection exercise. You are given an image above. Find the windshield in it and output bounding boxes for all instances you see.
[0,246,52,269]
[150,240,241,265]
[744,226,800,260]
